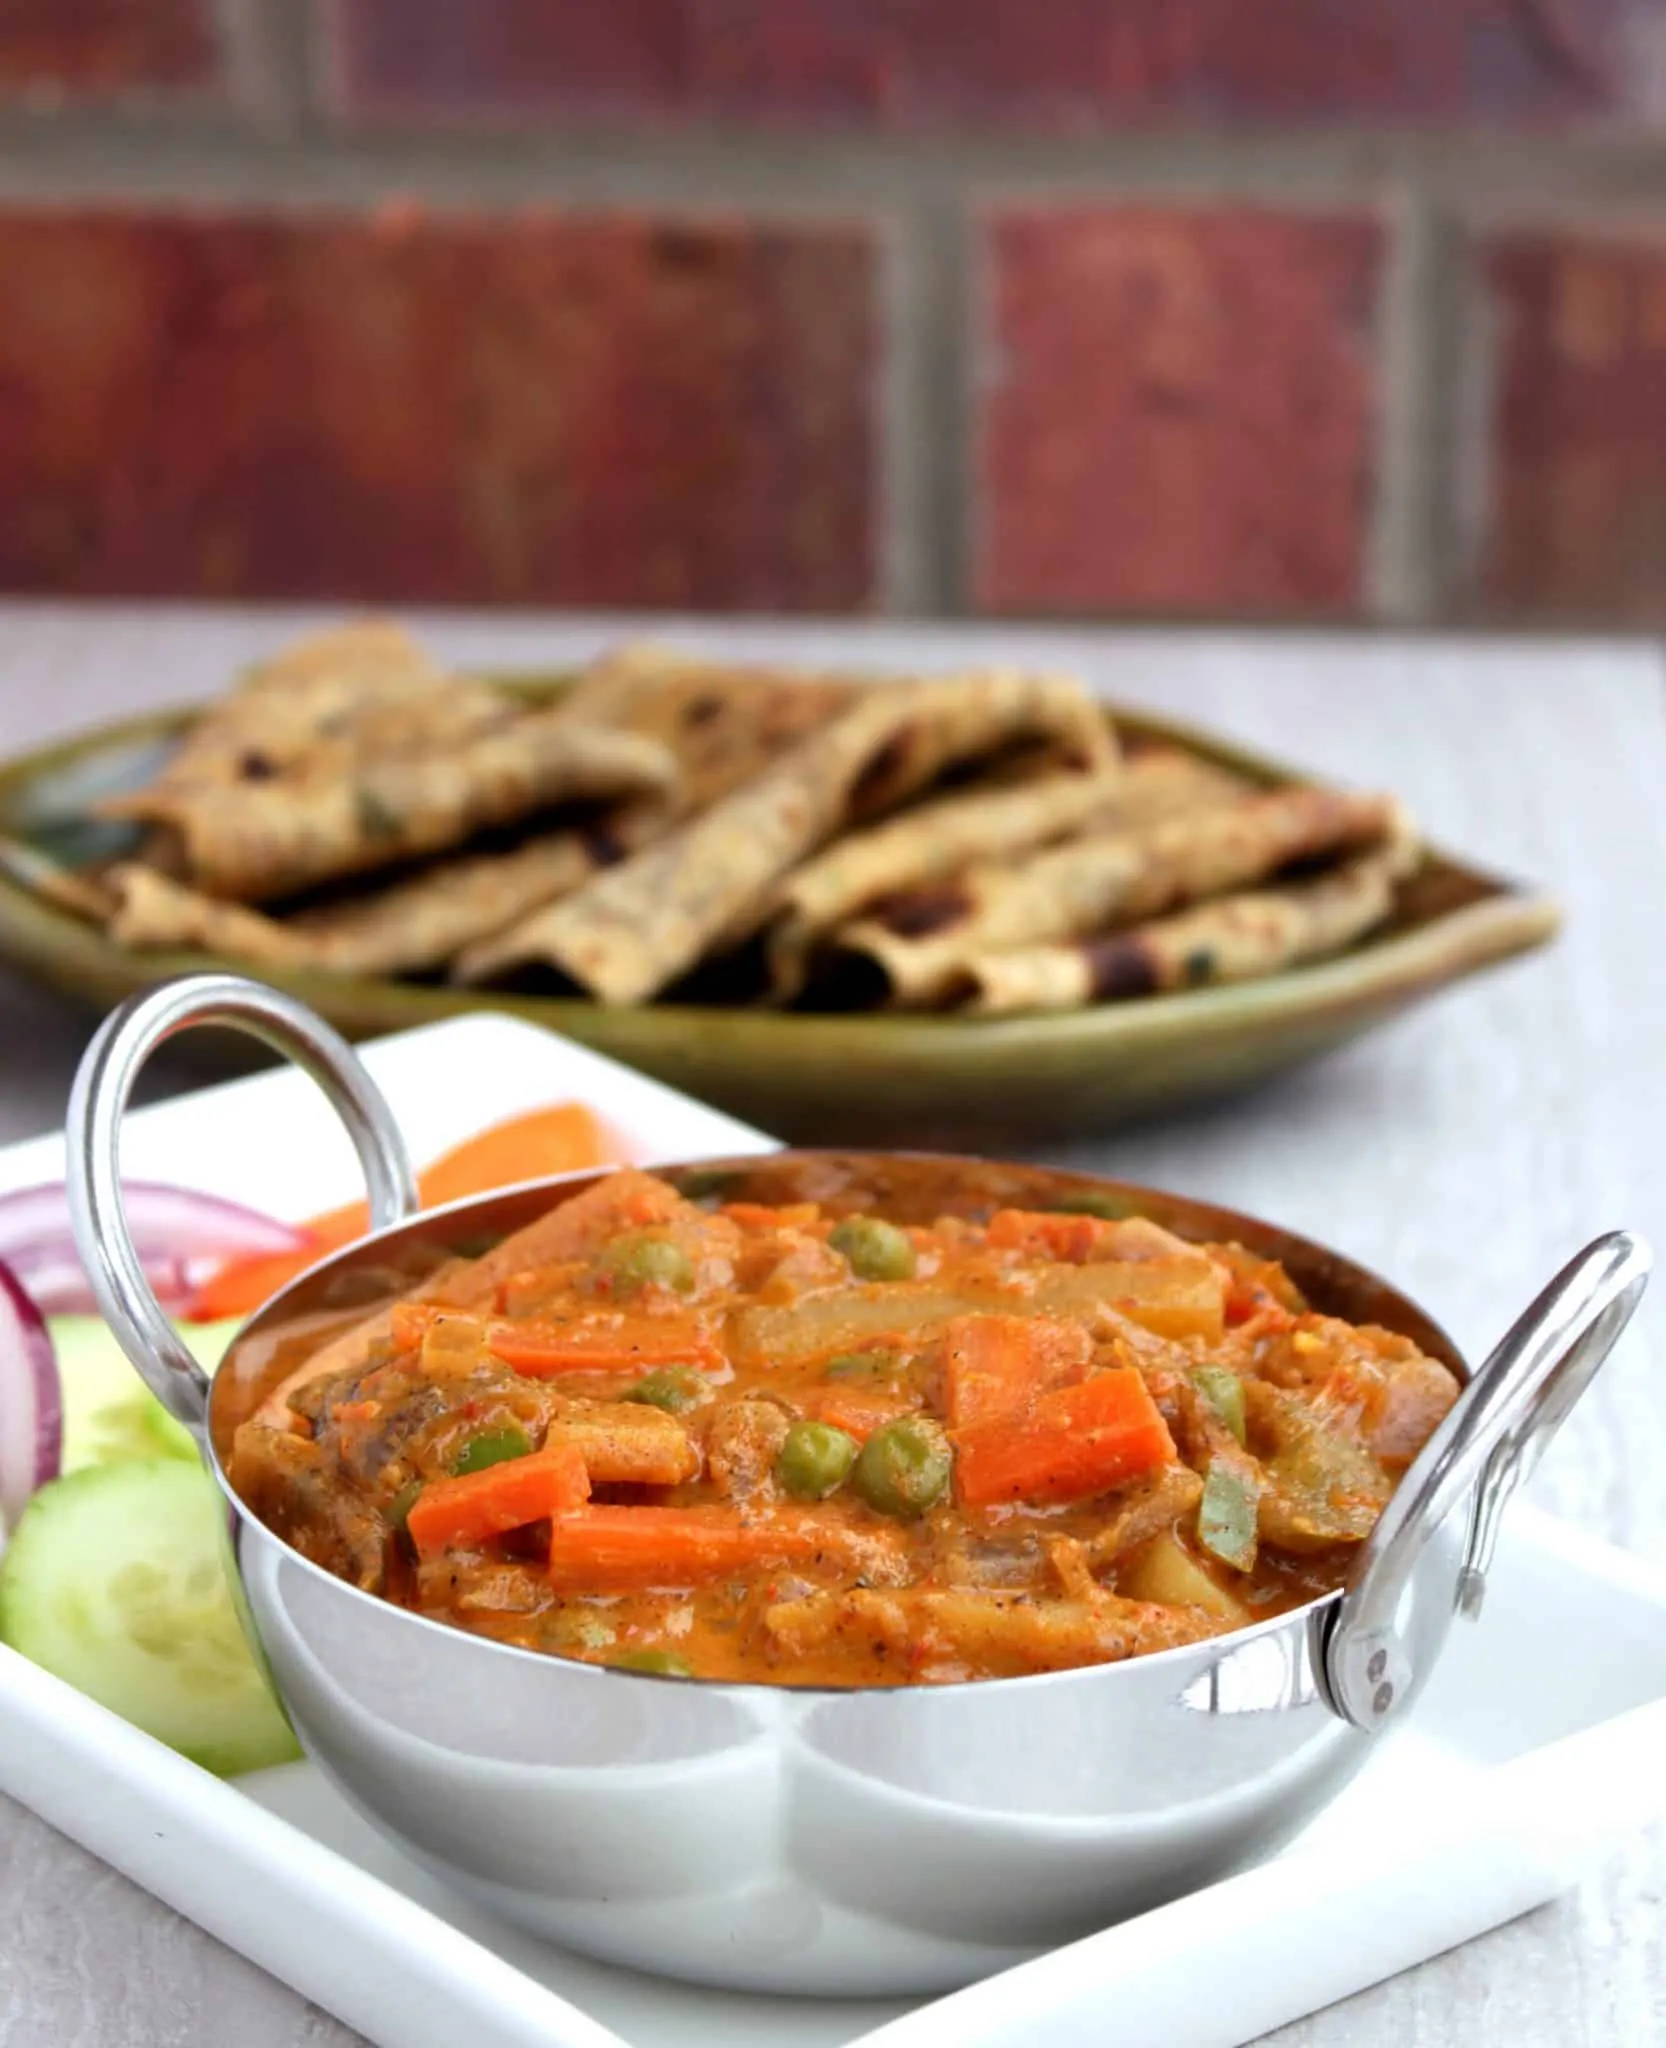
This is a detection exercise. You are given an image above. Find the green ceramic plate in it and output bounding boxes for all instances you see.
[0,689,1558,1145]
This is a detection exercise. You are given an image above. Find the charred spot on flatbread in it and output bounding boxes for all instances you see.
[848,729,918,815]
[869,883,974,939]
[581,818,633,868]
[1086,941,1162,1002]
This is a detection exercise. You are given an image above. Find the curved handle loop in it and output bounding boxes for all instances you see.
[1320,1229,1650,1732]
[66,974,420,1436]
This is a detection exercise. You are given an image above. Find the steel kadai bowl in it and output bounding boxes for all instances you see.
[66,976,1650,1999]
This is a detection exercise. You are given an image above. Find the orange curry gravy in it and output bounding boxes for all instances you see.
[223,1164,1461,1687]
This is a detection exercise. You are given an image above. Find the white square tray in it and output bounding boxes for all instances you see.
[2,1015,1664,2048]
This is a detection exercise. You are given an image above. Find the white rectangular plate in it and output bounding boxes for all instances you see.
[2,1015,1665,2048]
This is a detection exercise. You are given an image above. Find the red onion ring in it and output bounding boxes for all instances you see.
[0,1182,305,1317]
[0,1256,61,1533]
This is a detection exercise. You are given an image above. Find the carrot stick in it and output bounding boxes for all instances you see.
[940,1314,1091,1429]
[720,1201,821,1231]
[954,1369,1175,1509]
[185,1206,348,1321]
[187,1101,611,1320]
[484,1316,725,1377]
[406,1442,591,1556]
[386,1301,724,1377]
[545,1505,822,1591]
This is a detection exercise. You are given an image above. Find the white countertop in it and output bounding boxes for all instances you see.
[1,602,1662,2047]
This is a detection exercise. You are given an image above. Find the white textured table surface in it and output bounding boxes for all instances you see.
[1,603,1663,2047]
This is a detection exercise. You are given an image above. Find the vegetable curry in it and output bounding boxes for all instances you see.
[224,1162,1461,1687]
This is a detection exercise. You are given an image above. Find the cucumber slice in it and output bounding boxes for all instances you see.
[53,1316,242,1472]
[0,1459,300,1775]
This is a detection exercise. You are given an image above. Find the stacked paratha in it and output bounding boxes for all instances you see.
[84,621,1418,1015]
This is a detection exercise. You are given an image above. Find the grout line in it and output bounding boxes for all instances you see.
[247,0,327,136]
[1421,205,1476,621]
[874,214,922,614]
[958,190,994,620]
[1447,219,1501,622]
[1369,186,1443,625]
[935,195,973,616]
[209,0,277,128]
[299,0,344,127]
[880,193,966,616]
[11,119,1666,210]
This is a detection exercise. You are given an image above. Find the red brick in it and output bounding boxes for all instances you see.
[974,206,1384,620]
[0,207,878,613]
[0,0,221,105]
[1475,231,1666,620]
[321,0,1652,128]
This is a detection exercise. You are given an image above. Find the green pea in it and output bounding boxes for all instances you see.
[823,1351,893,1382]
[611,1648,694,1678]
[776,1420,860,1501]
[851,1418,952,1520]
[1192,1366,1247,1446]
[449,1423,533,1476]
[598,1232,695,1296]
[623,1367,706,1414]
[829,1215,917,1282]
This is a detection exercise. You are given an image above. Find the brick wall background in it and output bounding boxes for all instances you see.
[5,1,1666,626]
